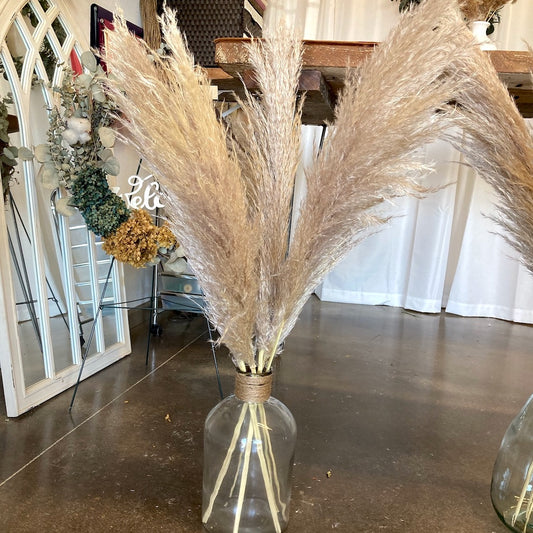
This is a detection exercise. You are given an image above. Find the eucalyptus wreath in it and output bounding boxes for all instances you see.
[28,51,178,267]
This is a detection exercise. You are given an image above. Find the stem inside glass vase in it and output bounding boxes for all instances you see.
[202,372,296,533]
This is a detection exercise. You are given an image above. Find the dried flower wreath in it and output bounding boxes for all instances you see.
[31,51,176,267]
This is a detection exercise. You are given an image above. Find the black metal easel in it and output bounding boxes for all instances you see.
[68,160,223,410]
[68,257,224,410]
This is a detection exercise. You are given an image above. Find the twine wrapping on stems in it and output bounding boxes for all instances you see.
[235,372,272,403]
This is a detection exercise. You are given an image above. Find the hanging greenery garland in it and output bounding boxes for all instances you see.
[28,50,177,268]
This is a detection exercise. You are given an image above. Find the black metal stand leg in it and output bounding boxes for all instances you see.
[145,317,153,367]
[145,263,161,365]
[7,230,43,350]
[48,191,86,345]
[145,202,163,365]
[150,264,160,333]
[69,258,116,411]
[10,192,72,337]
[206,318,223,400]
[68,301,101,411]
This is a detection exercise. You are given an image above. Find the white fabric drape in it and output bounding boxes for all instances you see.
[266,0,533,324]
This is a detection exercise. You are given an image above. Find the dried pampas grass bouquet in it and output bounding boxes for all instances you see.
[104,0,481,374]
[101,0,533,530]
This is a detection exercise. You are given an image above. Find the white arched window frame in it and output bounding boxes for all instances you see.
[0,0,130,417]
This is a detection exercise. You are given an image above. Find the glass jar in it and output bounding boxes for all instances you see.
[491,394,533,532]
[202,372,297,533]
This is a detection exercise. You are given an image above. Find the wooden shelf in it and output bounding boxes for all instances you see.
[209,38,533,124]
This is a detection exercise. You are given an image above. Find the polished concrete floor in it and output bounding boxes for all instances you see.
[1,296,531,532]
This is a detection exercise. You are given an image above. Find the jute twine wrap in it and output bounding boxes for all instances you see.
[234,372,272,403]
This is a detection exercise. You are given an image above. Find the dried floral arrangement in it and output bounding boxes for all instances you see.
[103,0,533,529]
[104,0,484,372]
[30,51,176,267]
[102,208,176,268]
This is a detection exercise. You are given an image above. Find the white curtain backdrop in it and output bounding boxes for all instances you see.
[265,0,533,324]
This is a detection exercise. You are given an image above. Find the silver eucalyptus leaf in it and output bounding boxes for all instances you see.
[91,86,106,103]
[18,147,34,160]
[41,164,60,190]
[34,144,51,163]
[99,148,113,161]
[3,147,15,160]
[98,127,116,148]
[76,73,93,89]
[55,196,76,217]
[103,156,120,176]
[81,51,97,73]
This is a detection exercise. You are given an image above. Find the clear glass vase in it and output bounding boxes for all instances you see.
[202,372,297,533]
[491,394,533,532]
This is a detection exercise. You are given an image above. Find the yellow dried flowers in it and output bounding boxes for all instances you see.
[102,208,177,268]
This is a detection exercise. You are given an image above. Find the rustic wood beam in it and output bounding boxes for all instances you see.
[211,38,533,123]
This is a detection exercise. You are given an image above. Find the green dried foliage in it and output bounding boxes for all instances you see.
[71,165,111,209]
[82,197,131,238]
[71,166,130,237]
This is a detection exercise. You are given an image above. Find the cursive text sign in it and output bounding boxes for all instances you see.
[112,175,165,210]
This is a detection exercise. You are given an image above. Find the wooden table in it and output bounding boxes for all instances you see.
[209,38,533,125]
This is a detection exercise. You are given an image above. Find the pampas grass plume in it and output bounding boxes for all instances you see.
[103,0,531,371]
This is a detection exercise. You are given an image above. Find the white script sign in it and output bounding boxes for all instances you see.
[112,175,165,210]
